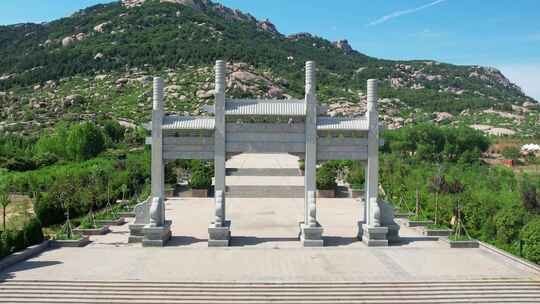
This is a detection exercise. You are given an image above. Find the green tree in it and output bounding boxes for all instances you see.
[103,120,125,143]
[66,122,106,161]
[501,146,521,161]
[520,218,540,264]
[316,165,338,190]
[35,122,69,159]
[494,205,527,245]
[428,165,447,225]
[0,188,10,232]
[522,180,539,213]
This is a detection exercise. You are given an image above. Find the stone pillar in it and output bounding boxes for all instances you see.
[151,77,165,205]
[208,60,230,247]
[361,79,388,246]
[356,163,369,240]
[300,61,323,247]
[142,77,171,247]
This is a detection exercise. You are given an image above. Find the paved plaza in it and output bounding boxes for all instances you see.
[1,155,539,283]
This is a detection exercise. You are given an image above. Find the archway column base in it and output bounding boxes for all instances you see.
[299,222,324,247]
[142,220,172,247]
[208,221,231,247]
[361,224,389,247]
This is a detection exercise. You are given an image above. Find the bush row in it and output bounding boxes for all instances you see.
[3,150,151,227]
[0,217,44,259]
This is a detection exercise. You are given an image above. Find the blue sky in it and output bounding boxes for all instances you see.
[0,0,538,100]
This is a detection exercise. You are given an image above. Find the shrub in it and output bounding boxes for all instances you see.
[501,146,521,161]
[165,162,178,184]
[33,192,65,227]
[520,218,540,264]
[3,156,37,172]
[299,160,305,172]
[23,217,44,246]
[316,166,337,190]
[0,234,9,259]
[189,169,212,190]
[79,216,100,229]
[494,205,527,245]
[346,162,364,189]
[0,217,43,259]
[522,180,539,213]
[103,120,125,143]
[66,122,106,161]
[6,229,25,252]
[32,152,58,168]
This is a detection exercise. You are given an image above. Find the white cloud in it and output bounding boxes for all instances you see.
[367,0,448,27]
[497,64,540,102]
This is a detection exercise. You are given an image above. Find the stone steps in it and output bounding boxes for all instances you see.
[1,280,539,303]
[226,185,304,198]
[226,168,300,176]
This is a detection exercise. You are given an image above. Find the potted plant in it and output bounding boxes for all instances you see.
[50,211,90,248]
[190,168,212,197]
[118,184,135,218]
[95,182,125,226]
[444,202,478,248]
[423,223,453,237]
[95,205,125,226]
[73,214,110,236]
[316,165,337,198]
[407,214,434,227]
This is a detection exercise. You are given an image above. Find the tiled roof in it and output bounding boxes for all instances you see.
[316,117,369,131]
[162,116,215,130]
[225,99,305,116]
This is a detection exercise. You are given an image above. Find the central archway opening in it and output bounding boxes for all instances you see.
[225,153,304,247]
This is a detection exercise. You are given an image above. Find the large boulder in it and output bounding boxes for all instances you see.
[61,36,74,47]
[257,19,279,35]
[94,22,111,33]
[75,33,87,41]
[63,95,85,108]
[196,89,214,99]
[231,71,261,82]
[333,39,353,54]
[267,86,283,98]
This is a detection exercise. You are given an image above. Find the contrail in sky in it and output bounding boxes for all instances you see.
[367,0,448,26]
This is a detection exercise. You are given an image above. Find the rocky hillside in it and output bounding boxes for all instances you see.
[0,0,538,136]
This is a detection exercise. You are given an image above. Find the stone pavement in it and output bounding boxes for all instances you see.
[1,154,539,283]
[1,196,539,282]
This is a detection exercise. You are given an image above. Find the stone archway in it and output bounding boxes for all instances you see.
[129,60,399,247]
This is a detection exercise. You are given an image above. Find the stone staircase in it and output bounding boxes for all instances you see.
[226,168,305,198]
[1,280,539,303]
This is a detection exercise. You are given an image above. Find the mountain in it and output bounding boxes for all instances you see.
[0,0,538,136]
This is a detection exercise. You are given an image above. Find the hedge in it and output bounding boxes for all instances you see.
[316,164,337,191]
[520,218,540,264]
[0,217,44,260]
[189,168,212,190]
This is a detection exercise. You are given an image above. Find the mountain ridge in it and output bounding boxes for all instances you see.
[0,0,538,136]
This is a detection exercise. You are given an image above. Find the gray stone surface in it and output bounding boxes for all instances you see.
[0,241,49,271]
[142,220,171,247]
[300,222,324,247]
[362,224,389,247]
[208,221,231,247]
[1,192,539,282]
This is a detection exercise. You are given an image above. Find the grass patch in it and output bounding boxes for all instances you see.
[78,216,104,229]
[52,232,83,241]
